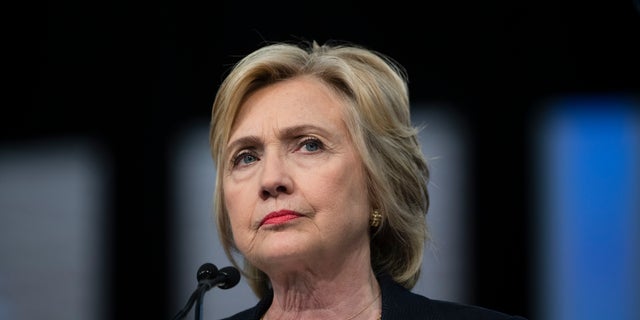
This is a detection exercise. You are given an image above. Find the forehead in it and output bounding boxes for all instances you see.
[229,77,350,138]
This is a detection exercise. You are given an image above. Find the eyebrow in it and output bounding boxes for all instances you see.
[225,136,261,159]
[226,124,333,156]
[279,124,332,139]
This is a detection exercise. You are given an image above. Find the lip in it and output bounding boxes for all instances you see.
[260,209,302,226]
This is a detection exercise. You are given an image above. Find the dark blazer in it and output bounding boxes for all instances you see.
[220,274,527,320]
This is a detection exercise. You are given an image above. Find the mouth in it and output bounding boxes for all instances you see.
[260,209,302,226]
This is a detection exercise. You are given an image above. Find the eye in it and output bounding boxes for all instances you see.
[298,138,324,153]
[232,151,259,168]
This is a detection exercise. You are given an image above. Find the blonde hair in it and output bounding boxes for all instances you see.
[209,40,430,298]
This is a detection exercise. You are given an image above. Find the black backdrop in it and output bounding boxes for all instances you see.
[4,0,639,319]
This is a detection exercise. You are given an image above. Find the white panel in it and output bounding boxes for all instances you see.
[0,138,107,320]
[412,106,468,302]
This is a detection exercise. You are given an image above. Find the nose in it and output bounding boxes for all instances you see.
[259,152,293,200]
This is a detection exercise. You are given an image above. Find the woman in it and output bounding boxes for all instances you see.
[209,40,526,320]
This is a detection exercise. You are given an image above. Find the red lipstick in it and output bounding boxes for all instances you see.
[261,210,301,226]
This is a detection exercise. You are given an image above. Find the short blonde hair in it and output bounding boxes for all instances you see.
[209,40,430,298]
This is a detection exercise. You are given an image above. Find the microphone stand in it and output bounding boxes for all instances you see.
[171,284,207,320]
[194,279,214,320]
[172,263,241,320]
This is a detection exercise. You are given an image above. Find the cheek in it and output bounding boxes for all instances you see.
[317,163,370,219]
[222,182,252,231]
[224,193,253,253]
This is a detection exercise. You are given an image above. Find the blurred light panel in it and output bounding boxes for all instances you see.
[0,138,107,320]
[170,105,468,318]
[412,106,469,303]
[535,96,640,320]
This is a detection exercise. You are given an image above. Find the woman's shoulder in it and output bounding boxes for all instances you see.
[379,274,527,320]
[425,298,528,320]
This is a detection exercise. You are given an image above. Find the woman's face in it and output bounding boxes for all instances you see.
[222,76,371,273]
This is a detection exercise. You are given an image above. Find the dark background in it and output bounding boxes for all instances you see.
[4,0,639,318]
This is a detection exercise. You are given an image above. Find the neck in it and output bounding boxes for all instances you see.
[264,269,381,320]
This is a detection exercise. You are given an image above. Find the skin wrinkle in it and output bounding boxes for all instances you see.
[268,254,379,317]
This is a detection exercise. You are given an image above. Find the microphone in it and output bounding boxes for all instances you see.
[171,263,241,320]
[197,263,219,284]
[208,266,241,290]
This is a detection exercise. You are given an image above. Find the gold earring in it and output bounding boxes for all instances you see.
[370,209,382,228]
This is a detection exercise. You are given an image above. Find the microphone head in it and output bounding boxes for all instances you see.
[217,266,241,289]
[196,263,219,282]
